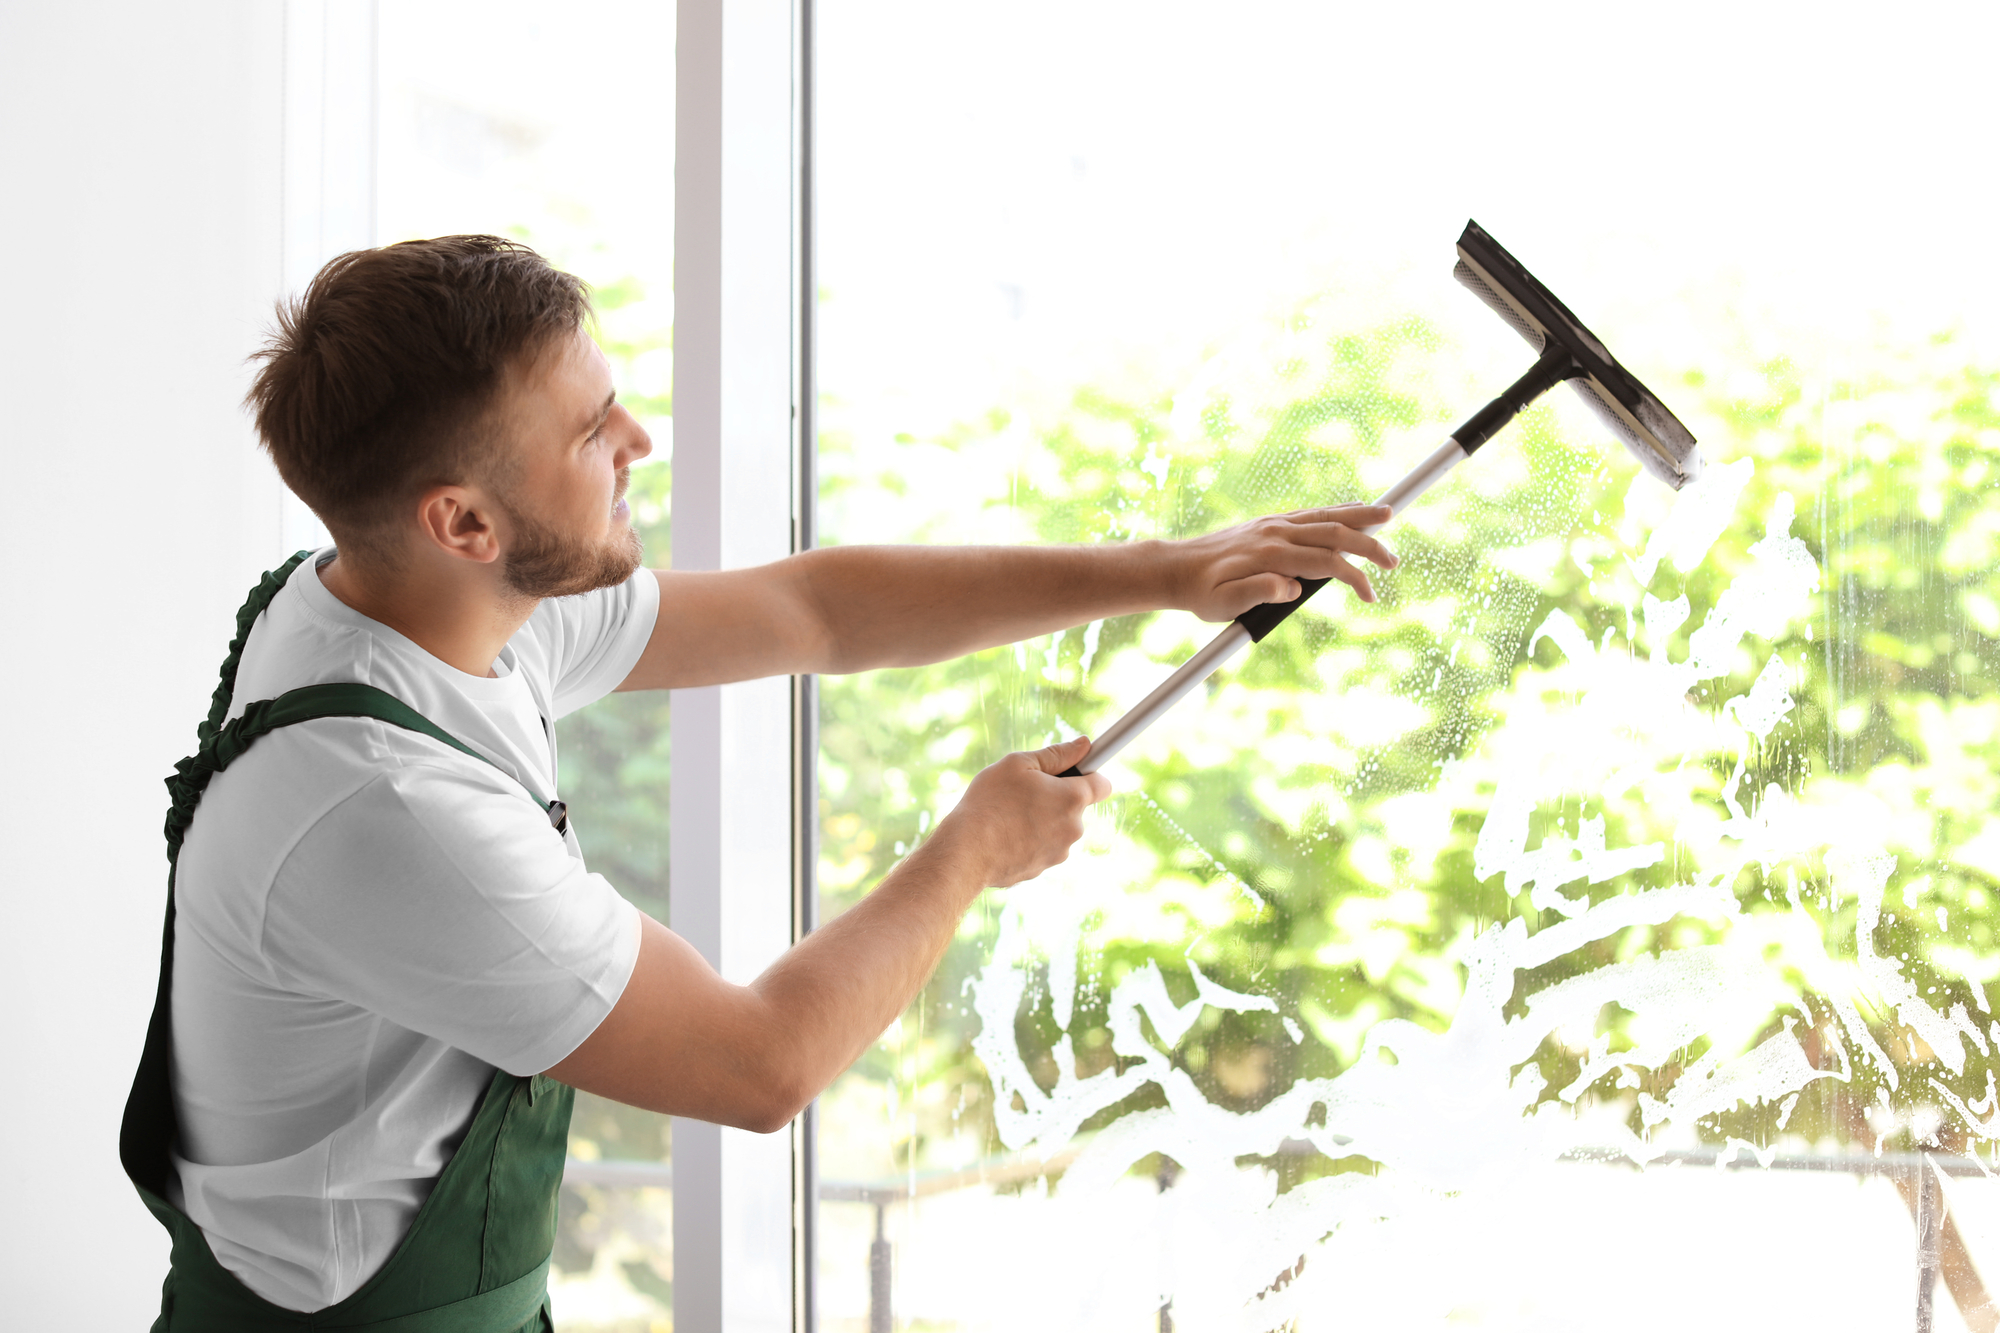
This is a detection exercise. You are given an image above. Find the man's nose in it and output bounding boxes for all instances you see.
[612,405,654,465]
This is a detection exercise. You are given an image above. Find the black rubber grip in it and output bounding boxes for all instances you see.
[1234,576,1333,643]
[1057,764,1083,778]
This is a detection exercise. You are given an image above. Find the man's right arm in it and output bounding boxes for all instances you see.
[544,737,1112,1131]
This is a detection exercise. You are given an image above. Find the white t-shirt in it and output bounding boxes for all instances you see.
[167,550,657,1311]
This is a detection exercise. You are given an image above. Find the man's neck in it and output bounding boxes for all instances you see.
[318,553,535,678]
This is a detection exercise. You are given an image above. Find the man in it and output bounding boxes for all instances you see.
[123,235,1395,1328]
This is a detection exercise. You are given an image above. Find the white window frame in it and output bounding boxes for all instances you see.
[671,2,817,1331]
[288,5,818,1326]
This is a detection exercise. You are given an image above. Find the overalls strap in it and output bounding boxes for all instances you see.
[164,680,562,863]
[123,553,575,1333]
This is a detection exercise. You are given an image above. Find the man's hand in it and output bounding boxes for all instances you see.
[1166,504,1398,620]
[931,737,1113,887]
[544,737,1111,1131]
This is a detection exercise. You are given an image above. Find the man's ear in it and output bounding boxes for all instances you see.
[414,485,503,565]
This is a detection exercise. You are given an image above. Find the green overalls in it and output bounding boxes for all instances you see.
[121,552,577,1331]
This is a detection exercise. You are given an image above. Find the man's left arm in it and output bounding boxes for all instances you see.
[617,503,1397,691]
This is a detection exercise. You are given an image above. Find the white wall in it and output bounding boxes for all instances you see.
[0,4,290,1322]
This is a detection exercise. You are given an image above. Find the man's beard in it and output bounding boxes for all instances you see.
[498,467,644,600]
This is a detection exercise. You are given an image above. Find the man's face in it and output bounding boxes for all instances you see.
[488,328,653,600]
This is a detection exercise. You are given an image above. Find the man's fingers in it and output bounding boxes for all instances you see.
[1207,574,1298,620]
[1219,561,1372,612]
[1283,521,1399,569]
[1226,542,1386,585]
[1323,554,1377,603]
[1026,736,1114,801]
[1175,506,1401,621]
[1030,735,1092,774]
[1286,503,1392,528]
[1214,573,1304,617]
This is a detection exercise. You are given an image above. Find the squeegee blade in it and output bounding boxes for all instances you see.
[1453,260,1546,354]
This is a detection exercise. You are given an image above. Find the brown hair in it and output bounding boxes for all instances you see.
[247,235,592,558]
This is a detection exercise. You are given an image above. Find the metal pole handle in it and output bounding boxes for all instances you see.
[1061,437,1470,777]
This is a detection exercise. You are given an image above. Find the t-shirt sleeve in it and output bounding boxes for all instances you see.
[261,760,642,1075]
[522,567,661,719]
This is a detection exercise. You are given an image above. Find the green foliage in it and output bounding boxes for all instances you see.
[817,302,2000,1181]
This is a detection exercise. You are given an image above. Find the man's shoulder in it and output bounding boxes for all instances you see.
[518,568,652,650]
[517,568,661,716]
[228,554,385,702]
[228,558,546,725]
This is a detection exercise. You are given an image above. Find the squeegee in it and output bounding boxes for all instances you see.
[1061,220,1702,777]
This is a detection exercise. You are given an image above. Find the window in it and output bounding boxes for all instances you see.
[813,3,2000,1329]
[376,4,677,1327]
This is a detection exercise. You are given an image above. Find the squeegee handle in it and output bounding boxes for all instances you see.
[1056,621,1255,777]
[1058,436,1471,777]
[1056,345,1580,777]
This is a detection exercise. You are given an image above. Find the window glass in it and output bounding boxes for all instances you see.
[377,5,674,1329]
[816,3,2000,1328]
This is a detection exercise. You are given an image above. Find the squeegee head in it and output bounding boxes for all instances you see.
[1454,221,1701,490]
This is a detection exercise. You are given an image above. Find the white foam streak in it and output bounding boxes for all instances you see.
[1840,847,1969,1075]
[1628,456,1753,586]
[963,461,1984,1327]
